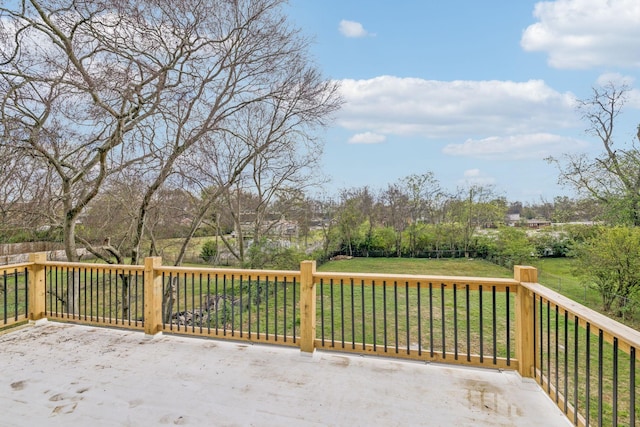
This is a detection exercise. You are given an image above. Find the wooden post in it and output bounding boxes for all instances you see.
[28,252,47,322]
[514,265,537,378]
[299,260,317,354]
[144,257,163,336]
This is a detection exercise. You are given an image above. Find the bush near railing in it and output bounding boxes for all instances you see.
[5,253,640,427]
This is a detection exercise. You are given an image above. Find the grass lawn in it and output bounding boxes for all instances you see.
[320,256,640,329]
[318,257,514,278]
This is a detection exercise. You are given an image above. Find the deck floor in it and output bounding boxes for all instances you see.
[0,321,571,426]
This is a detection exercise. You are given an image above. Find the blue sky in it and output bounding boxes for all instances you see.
[286,0,640,202]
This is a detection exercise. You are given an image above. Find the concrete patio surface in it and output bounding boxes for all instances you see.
[0,321,571,426]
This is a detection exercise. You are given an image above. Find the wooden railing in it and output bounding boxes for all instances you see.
[2,254,639,426]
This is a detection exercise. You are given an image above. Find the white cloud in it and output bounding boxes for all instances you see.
[521,0,640,69]
[348,132,386,144]
[459,169,496,187]
[442,133,589,160]
[596,72,635,87]
[339,20,373,38]
[337,76,578,140]
[593,73,640,108]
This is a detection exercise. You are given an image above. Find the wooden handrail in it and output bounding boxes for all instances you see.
[521,281,640,359]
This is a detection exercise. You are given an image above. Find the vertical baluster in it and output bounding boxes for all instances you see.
[383,281,388,352]
[563,310,568,414]
[573,315,579,425]
[547,300,550,392]
[14,269,18,321]
[362,280,366,351]
[533,293,537,379]
[441,284,445,359]
[479,285,484,363]
[330,278,334,347]
[292,277,296,343]
[135,272,139,327]
[320,279,325,346]
[109,269,113,323]
[283,278,287,342]
[215,274,220,334]
[630,346,636,427]
[247,276,251,338]
[3,271,7,324]
[224,274,228,337]
[405,281,410,355]
[539,296,544,385]
[395,281,399,354]
[340,279,345,348]
[24,268,29,319]
[597,329,603,426]
[183,273,188,333]
[506,286,511,366]
[585,322,591,427]
[417,282,422,356]
[372,281,376,351]
[48,267,52,317]
[207,273,215,336]
[198,274,203,334]
[555,304,559,402]
[351,278,355,350]
[273,277,277,341]
[453,284,458,360]
[429,283,433,358]
[191,273,195,333]
[264,277,268,340]
[255,275,259,339]
[612,337,618,426]
[492,286,497,365]
[466,285,471,362]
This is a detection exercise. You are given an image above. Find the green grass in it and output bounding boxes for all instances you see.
[319,257,513,278]
[0,268,29,325]
[531,257,640,329]
[317,258,516,364]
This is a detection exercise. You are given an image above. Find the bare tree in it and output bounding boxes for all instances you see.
[548,83,640,225]
[0,1,186,261]
[170,72,340,266]
[1,0,340,268]
[0,145,54,239]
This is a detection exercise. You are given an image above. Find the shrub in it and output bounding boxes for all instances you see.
[200,240,218,263]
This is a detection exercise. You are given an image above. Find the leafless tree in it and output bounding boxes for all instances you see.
[548,83,640,225]
[0,145,54,239]
[170,74,340,266]
[1,1,183,261]
[1,0,341,269]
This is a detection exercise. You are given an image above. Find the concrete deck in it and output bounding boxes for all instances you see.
[0,321,570,426]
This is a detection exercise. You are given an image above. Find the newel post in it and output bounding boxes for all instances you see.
[299,260,317,354]
[514,265,537,378]
[28,252,47,322]
[144,257,163,336]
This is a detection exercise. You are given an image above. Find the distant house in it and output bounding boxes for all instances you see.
[526,218,551,229]
[505,213,520,227]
